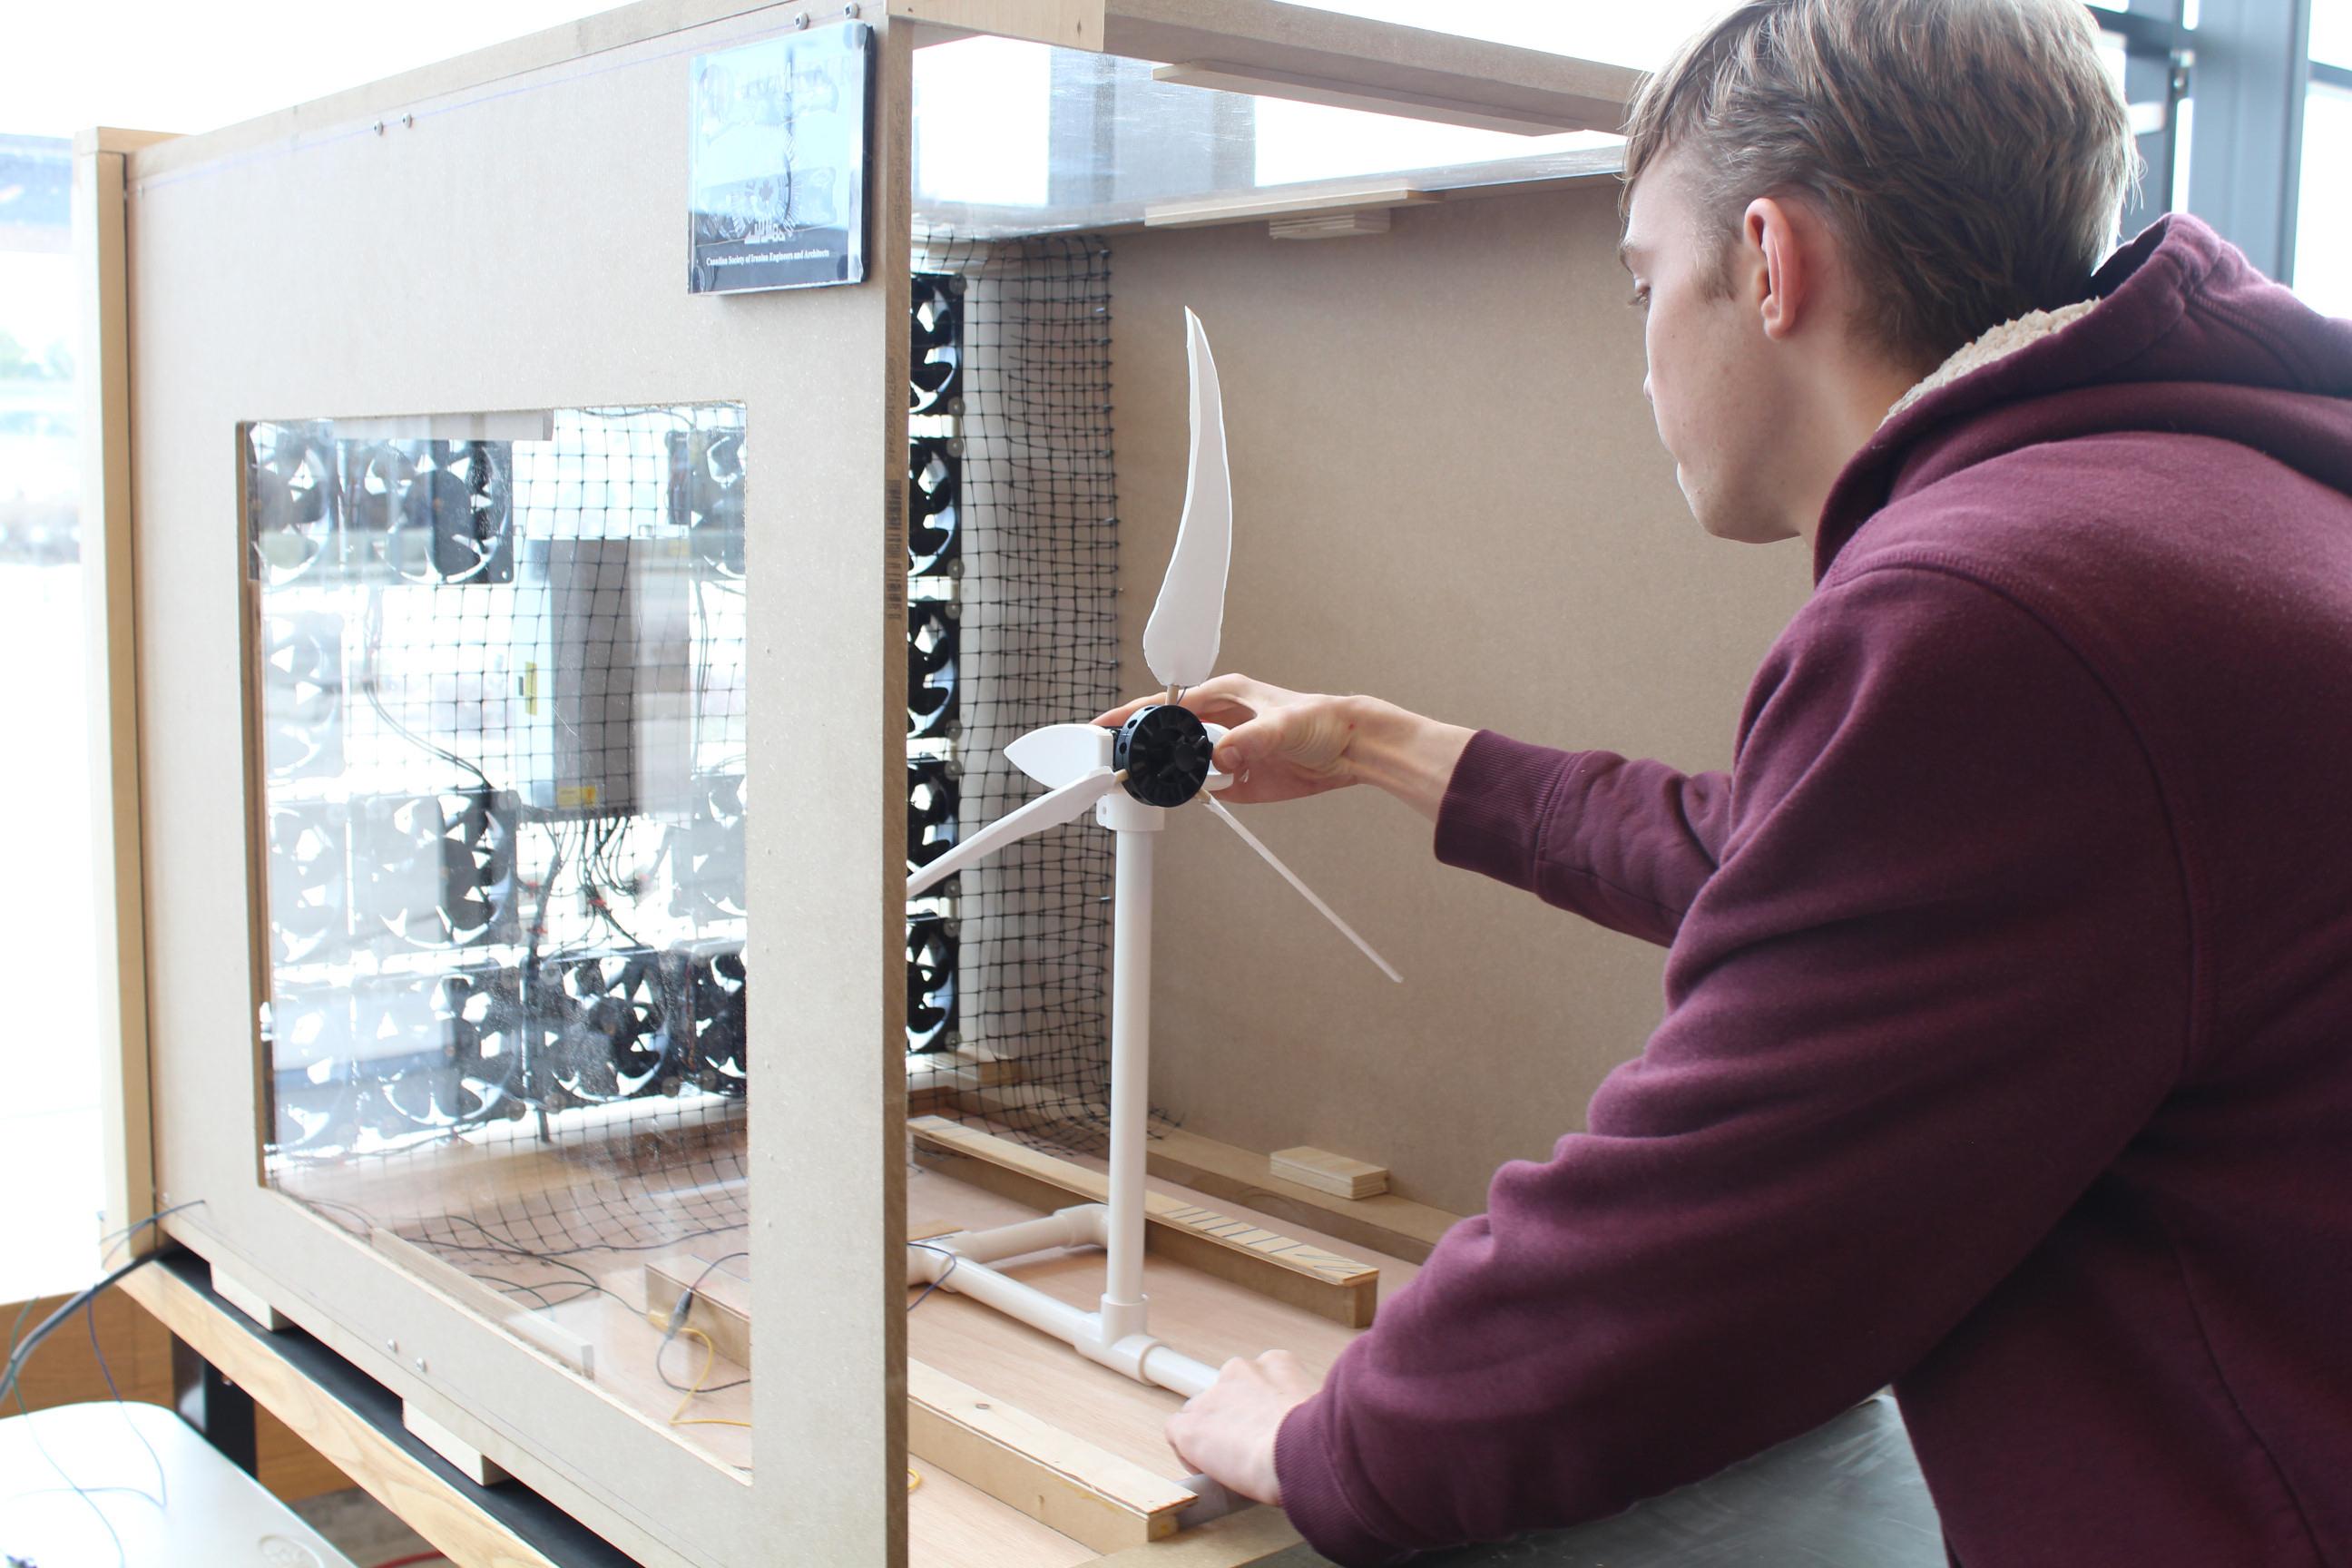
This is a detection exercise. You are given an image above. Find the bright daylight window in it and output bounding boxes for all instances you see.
[2298,0,2352,316]
[0,0,606,1304]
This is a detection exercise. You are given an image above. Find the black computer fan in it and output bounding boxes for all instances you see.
[266,801,348,965]
[351,789,520,949]
[906,912,957,1054]
[666,942,748,1093]
[906,602,958,740]
[260,613,346,780]
[671,772,747,921]
[907,756,958,872]
[909,274,964,416]
[540,949,675,1104]
[368,970,525,1127]
[247,424,339,585]
[346,440,515,584]
[667,426,747,577]
[262,990,361,1152]
[907,436,961,580]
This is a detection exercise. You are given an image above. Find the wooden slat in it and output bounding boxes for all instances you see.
[74,135,157,1270]
[906,1048,1030,1096]
[929,1094,1460,1264]
[889,0,1103,48]
[643,1254,752,1370]
[1,1284,345,1504]
[1143,179,1434,230]
[119,1264,569,1568]
[908,1116,1378,1328]
[907,1360,1195,1553]
[1153,59,1577,135]
[1269,1147,1389,1200]
[887,0,1640,133]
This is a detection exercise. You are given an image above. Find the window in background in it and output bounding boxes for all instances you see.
[2298,0,2352,314]
[0,136,93,1304]
[2314,0,2351,66]
[1251,0,1723,186]
[2297,82,2352,317]
[0,0,604,1305]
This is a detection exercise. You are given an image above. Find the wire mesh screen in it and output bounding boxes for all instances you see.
[907,234,1124,1150]
[248,404,756,1463]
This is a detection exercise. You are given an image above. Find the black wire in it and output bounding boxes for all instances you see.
[906,1242,959,1312]
[358,586,495,789]
[654,1323,750,1396]
[0,1252,171,1568]
[86,1292,168,1508]
[0,1254,168,1408]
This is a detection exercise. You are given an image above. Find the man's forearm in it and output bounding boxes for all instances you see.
[1339,697,1477,823]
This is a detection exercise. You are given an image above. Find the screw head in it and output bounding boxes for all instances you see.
[413,1357,428,1374]
[793,11,810,26]
[385,1338,398,1355]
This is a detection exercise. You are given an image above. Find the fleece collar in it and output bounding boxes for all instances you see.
[1882,299,2102,426]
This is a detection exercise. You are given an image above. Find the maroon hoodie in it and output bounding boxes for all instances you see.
[1273,215,2352,1566]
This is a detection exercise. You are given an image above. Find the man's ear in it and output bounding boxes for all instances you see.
[1744,196,1808,341]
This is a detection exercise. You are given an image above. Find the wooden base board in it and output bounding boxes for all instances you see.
[910,1116,1379,1328]
[929,1090,1463,1263]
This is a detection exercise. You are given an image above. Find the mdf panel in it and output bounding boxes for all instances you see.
[1111,186,1814,1216]
[123,5,909,1563]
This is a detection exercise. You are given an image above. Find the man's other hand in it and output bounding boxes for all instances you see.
[1164,1349,1323,1504]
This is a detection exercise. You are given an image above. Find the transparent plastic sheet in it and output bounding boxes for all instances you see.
[247,403,756,1468]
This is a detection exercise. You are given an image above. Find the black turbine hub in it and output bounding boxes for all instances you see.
[1113,704,1215,808]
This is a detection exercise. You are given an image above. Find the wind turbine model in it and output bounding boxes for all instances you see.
[905,309,1399,1403]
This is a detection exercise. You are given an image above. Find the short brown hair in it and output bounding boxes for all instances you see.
[1623,0,2138,369]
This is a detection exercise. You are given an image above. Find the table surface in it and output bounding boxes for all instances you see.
[1265,1391,1947,1567]
[0,1398,362,1568]
[125,1247,1947,1568]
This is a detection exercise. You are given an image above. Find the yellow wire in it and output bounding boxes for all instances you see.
[668,1327,754,1431]
[664,1321,918,1490]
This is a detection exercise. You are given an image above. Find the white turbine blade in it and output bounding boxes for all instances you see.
[1202,796,1402,983]
[1142,309,1232,691]
[907,769,1122,900]
[1004,721,1115,789]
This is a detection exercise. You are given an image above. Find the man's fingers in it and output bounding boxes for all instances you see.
[1164,1409,1199,1471]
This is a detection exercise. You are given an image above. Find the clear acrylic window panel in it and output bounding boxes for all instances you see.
[910,34,1622,240]
[2298,83,2352,318]
[246,403,753,1473]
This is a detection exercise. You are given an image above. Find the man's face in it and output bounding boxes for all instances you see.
[1619,152,1804,544]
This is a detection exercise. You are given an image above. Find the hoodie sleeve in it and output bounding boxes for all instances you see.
[1274,564,2192,1565]
[1432,732,1735,947]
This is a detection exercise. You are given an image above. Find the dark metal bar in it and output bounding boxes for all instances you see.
[2185,0,2315,278]
[171,1331,260,1477]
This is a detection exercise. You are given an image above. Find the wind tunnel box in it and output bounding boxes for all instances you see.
[86,2,1811,1564]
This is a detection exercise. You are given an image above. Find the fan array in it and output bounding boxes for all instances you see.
[249,408,752,1154]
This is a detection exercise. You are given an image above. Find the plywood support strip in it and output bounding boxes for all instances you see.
[907,1359,1195,1552]
[1269,1146,1389,1200]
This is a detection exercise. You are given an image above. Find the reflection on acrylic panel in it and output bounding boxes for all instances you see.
[247,405,755,1464]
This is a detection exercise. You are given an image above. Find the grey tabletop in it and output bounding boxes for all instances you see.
[1269,1392,1948,1567]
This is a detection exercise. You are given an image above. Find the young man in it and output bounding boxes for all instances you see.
[1111,0,2352,1563]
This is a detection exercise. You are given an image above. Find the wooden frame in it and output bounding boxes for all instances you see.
[77,4,1819,1566]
